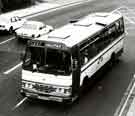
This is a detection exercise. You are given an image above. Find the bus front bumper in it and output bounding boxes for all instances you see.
[20,89,73,103]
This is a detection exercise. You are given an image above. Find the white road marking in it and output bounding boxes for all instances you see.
[126,26,135,30]
[3,62,22,75]
[114,76,135,116]
[124,16,135,24]
[0,37,16,45]
[112,6,135,24]
[25,0,94,19]
[12,97,28,111]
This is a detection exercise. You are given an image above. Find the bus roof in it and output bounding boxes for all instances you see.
[33,12,123,48]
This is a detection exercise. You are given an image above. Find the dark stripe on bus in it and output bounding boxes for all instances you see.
[81,37,124,73]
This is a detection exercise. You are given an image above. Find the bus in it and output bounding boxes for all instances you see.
[20,12,125,103]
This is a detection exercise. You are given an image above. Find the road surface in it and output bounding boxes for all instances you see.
[0,0,135,116]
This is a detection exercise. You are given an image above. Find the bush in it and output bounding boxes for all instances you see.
[1,0,35,12]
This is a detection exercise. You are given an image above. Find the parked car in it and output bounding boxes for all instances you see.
[15,21,54,39]
[0,15,26,33]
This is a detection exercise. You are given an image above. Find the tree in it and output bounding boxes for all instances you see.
[1,0,35,12]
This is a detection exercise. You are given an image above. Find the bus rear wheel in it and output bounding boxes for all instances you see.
[109,53,118,67]
[81,77,90,93]
[20,91,26,97]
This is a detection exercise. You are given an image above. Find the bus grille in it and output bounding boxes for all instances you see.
[33,84,56,93]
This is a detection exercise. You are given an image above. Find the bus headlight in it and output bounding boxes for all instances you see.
[22,81,33,89]
[56,87,72,95]
[64,88,72,94]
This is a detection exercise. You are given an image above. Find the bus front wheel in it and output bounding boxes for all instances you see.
[20,91,26,97]
[9,27,14,34]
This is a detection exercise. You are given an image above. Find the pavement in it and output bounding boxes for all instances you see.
[123,76,135,116]
[1,0,88,18]
[0,0,135,116]
[114,76,135,116]
[127,98,135,116]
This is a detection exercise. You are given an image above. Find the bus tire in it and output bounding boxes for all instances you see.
[109,53,117,67]
[9,26,14,34]
[63,99,73,105]
[81,76,89,92]
[20,92,26,97]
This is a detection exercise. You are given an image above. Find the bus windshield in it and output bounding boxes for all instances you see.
[22,47,71,75]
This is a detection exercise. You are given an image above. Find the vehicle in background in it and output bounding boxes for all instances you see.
[0,15,26,33]
[15,21,54,39]
[20,12,125,103]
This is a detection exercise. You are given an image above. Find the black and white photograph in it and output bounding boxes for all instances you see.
[0,0,135,116]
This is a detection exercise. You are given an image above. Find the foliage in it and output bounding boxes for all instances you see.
[0,0,35,12]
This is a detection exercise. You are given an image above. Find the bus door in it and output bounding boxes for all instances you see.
[71,46,81,97]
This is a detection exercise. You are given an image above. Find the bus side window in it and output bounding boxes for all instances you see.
[88,43,98,59]
[80,48,89,66]
[95,34,106,52]
[102,29,110,46]
[108,24,116,41]
[115,19,125,38]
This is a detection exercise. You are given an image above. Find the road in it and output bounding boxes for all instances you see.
[0,0,135,116]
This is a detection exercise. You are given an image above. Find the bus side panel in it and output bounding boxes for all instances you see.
[80,36,124,86]
[96,37,124,71]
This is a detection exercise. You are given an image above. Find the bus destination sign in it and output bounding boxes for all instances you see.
[28,40,68,50]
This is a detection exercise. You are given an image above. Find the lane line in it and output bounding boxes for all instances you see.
[126,26,135,30]
[25,0,94,19]
[124,16,135,24]
[112,6,135,24]
[0,37,16,45]
[12,97,28,111]
[111,6,135,24]
[3,62,22,75]
[119,83,135,116]
[114,76,135,116]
